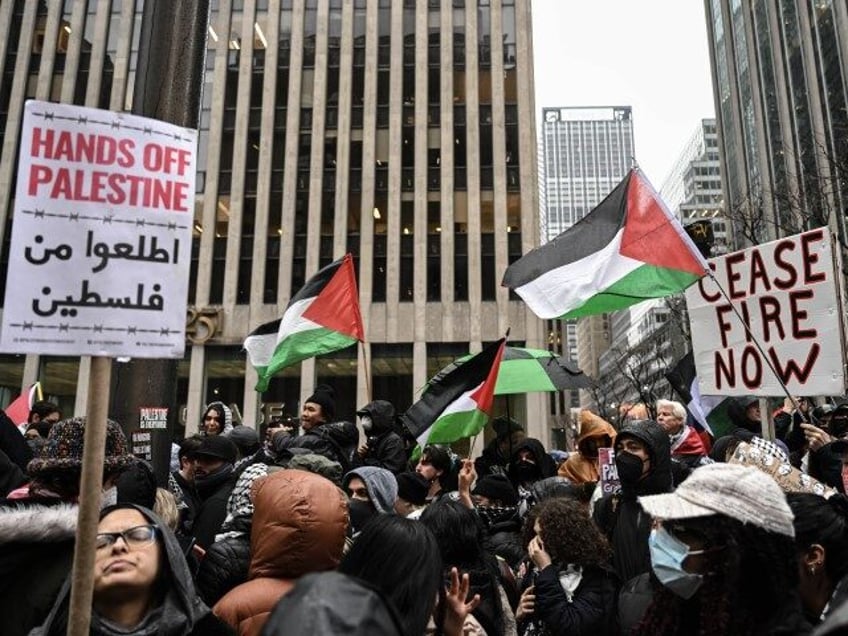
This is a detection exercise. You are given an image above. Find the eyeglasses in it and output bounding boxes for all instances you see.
[95,524,158,550]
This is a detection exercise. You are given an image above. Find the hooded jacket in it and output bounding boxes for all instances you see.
[30,504,232,636]
[727,396,761,439]
[558,411,617,483]
[213,470,348,636]
[260,572,404,636]
[352,401,408,474]
[203,402,235,436]
[593,419,672,584]
[343,466,398,514]
[197,463,272,606]
[507,438,557,489]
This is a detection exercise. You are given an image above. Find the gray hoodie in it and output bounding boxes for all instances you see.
[343,466,398,514]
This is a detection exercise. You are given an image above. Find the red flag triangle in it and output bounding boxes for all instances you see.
[470,339,505,416]
[619,170,706,275]
[302,254,365,341]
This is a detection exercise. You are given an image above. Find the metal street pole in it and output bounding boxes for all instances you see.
[110,0,211,486]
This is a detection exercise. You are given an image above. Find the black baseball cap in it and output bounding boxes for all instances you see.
[192,435,238,464]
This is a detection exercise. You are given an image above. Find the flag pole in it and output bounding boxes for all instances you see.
[360,341,372,402]
[706,271,806,422]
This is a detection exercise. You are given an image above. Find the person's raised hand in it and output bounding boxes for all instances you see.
[802,422,833,452]
[515,585,535,622]
[458,458,477,493]
[528,535,552,570]
[442,567,481,636]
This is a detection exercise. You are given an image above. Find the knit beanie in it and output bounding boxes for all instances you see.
[395,471,429,506]
[305,384,336,421]
[27,417,133,477]
[472,474,519,506]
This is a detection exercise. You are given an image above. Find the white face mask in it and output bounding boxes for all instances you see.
[100,485,118,509]
[360,415,373,432]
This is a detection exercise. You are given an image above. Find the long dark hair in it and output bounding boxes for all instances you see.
[339,515,442,636]
[421,499,504,635]
[532,498,611,568]
[635,515,802,636]
[787,493,848,584]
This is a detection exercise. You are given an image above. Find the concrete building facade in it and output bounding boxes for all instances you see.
[0,0,547,440]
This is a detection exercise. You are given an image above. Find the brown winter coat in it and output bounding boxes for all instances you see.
[558,411,616,483]
[212,469,348,636]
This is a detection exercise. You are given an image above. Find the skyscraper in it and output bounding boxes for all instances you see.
[0,1,546,439]
[705,0,848,248]
[538,106,636,410]
[595,118,726,408]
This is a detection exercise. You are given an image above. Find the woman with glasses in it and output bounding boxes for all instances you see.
[31,504,233,636]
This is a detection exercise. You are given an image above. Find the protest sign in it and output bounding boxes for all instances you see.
[729,441,837,498]
[598,447,620,495]
[0,100,197,358]
[139,407,168,430]
[685,228,845,396]
[130,430,153,461]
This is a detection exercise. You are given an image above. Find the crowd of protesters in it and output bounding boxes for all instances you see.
[2,388,848,635]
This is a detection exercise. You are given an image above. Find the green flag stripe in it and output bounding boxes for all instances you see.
[561,265,701,319]
[425,409,490,445]
[255,327,356,391]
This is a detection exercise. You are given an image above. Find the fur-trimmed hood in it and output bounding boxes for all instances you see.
[0,502,77,544]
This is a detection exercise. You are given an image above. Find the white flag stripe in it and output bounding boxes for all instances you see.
[514,229,641,319]
[245,298,320,366]
[416,384,482,447]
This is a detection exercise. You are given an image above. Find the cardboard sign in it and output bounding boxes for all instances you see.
[729,441,837,498]
[139,407,168,430]
[685,229,845,396]
[598,447,620,494]
[131,430,153,461]
[0,100,197,358]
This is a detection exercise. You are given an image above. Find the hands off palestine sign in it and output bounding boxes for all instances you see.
[685,228,846,396]
[0,100,197,358]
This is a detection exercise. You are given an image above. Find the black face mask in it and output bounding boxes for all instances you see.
[615,451,646,485]
[347,499,377,536]
[515,459,540,484]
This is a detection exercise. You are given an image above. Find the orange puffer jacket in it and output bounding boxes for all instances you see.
[213,469,348,636]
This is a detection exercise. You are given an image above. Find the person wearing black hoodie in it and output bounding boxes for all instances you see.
[352,400,408,474]
[592,419,672,632]
[507,438,557,513]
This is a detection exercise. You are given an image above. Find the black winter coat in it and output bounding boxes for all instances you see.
[0,500,77,636]
[529,564,618,636]
[486,518,525,570]
[192,478,236,550]
[809,442,845,494]
[274,421,358,471]
[593,420,672,584]
[196,533,251,606]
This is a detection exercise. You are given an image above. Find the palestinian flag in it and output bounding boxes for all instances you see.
[401,339,505,447]
[665,351,733,439]
[244,254,365,392]
[502,169,708,319]
[4,382,42,431]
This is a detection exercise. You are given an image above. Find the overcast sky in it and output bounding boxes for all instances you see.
[531,0,716,189]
